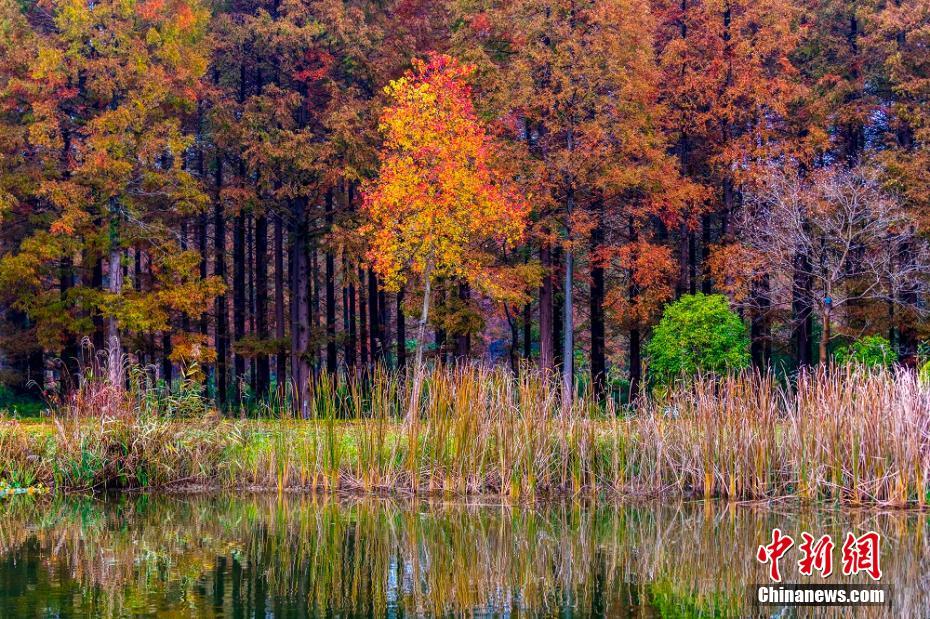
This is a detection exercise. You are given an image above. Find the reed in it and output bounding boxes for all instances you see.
[2,364,928,504]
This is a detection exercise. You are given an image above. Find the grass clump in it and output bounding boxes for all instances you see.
[1,363,928,505]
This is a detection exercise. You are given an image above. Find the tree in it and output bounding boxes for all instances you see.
[646,293,750,387]
[363,53,527,417]
[493,0,686,404]
[653,0,808,296]
[0,0,220,390]
[735,165,930,365]
[834,335,897,369]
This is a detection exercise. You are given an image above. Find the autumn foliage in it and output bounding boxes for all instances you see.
[1,0,930,405]
[363,54,526,295]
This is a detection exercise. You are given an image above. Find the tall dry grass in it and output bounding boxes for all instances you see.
[2,364,928,504]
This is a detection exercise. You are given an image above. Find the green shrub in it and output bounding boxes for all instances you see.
[646,293,750,387]
[834,335,897,369]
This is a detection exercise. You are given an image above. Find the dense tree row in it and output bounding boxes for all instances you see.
[2,0,930,408]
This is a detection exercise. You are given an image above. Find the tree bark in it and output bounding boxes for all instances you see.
[379,287,388,361]
[92,257,104,352]
[345,258,357,372]
[255,213,269,398]
[677,222,689,298]
[290,199,311,417]
[396,287,406,370]
[214,157,228,407]
[562,245,574,409]
[408,264,433,423]
[233,210,246,405]
[324,189,337,375]
[522,301,532,360]
[700,214,712,294]
[310,249,320,372]
[628,219,642,401]
[247,212,256,393]
[106,224,123,388]
[455,282,470,359]
[749,275,771,368]
[552,245,563,371]
[590,206,605,400]
[629,326,641,401]
[358,267,369,367]
[161,330,172,388]
[368,267,382,363]
[274,213,286,393]
[197,204,209,338]
[539,244,553,372]
[792,251,813,369]
[819,303,831,366]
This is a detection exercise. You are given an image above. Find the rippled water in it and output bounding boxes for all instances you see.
[0,494,925,617]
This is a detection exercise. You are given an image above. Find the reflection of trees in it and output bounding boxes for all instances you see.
[0,495,924,617]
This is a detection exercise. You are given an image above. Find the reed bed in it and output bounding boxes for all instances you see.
[2,364,929,505]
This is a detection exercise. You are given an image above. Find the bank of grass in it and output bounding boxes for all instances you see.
[1,364,928,505]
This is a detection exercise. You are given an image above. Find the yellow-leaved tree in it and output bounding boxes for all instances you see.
[363,53,527,419]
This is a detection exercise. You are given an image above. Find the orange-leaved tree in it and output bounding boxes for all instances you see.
[363,53,527,413]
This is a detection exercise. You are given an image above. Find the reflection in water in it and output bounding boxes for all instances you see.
[0,494,925,617]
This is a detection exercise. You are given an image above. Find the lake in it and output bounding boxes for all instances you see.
[0,493,922,617]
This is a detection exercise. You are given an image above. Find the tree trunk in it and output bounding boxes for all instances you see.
[455,283,470,359]
[750,275,771,368]
[345,259,357,372]
[324,190,337,376]
[819,305,831,366]
[368,267,382,363]
[379,287,388,361]
[396,287,406,370]
[59,258,79,384]
[522,301,532,360]
[290,199,311,417]
[106,235,123,388]
[628,219,642,401]
[233,210,246,405]
[539,244,553,372]
[552,245,563,371]
[629,327,641,401]
[687,230,697,295]
[310,249,320,372]
[247,212,256,393]
[274,213,286,394]
[358,267,369,367]
[195,136,209,343]
[700,214,712,294]
[91,257,104,352]
[434,284,446,364]
[562,246,574,410]
[255,213,269,398]
[792,251,813,369]
[590,212,605,401]
[505,304,518,372]
[677,222,689,298]
[161,330,172,388]
[214,157,228,407]
[408,264,433,423]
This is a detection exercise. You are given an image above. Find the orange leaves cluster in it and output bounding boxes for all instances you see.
[363,53,528,295]
[604,240,677,329]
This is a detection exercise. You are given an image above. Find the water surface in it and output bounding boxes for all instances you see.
[0,494,924,617]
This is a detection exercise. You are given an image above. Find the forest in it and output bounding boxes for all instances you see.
[2,0,930,414]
